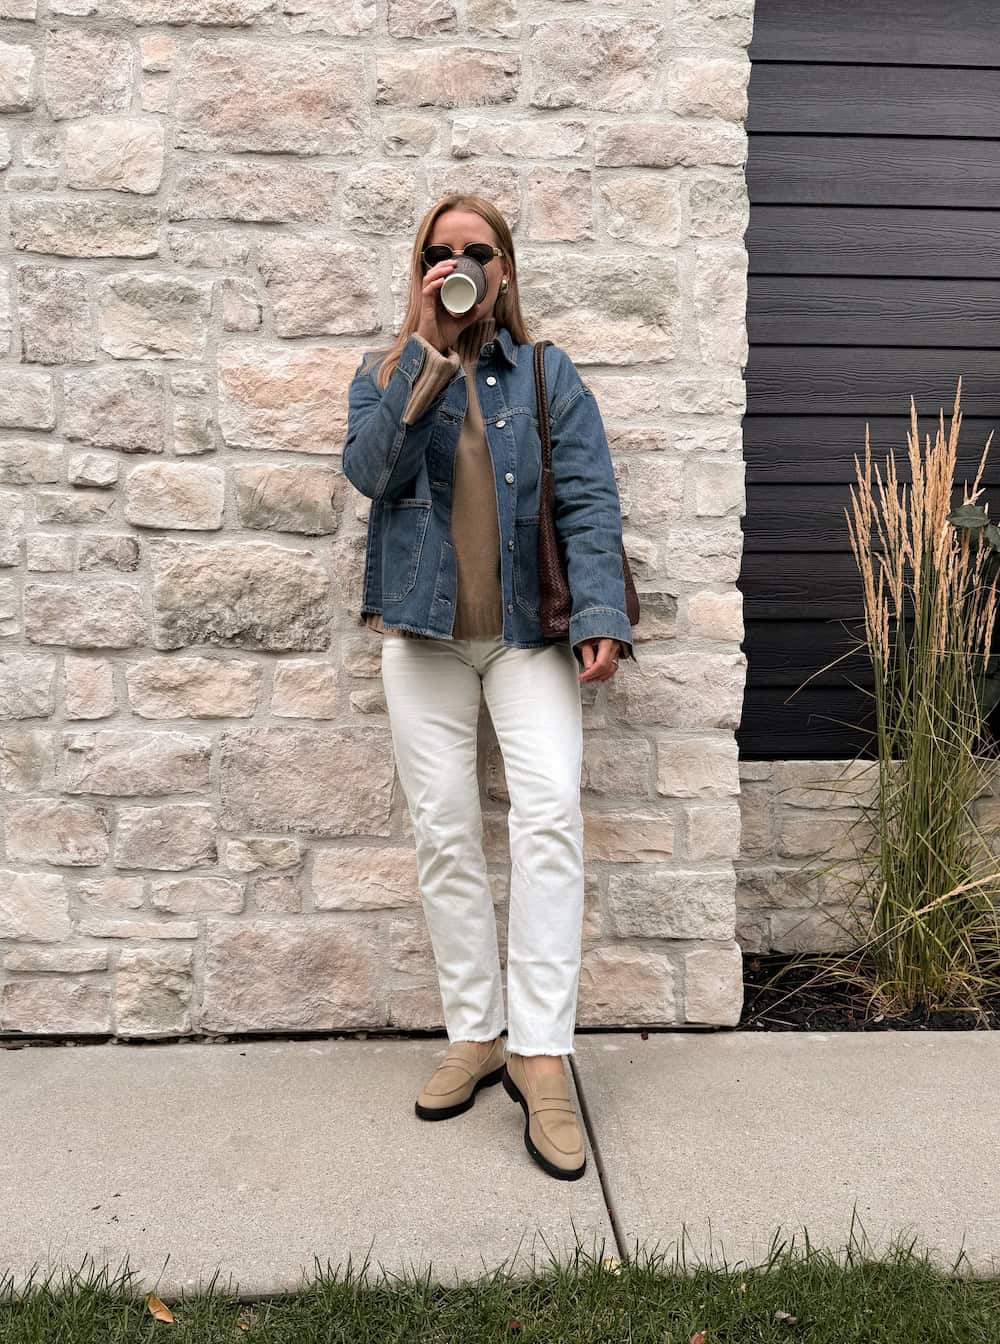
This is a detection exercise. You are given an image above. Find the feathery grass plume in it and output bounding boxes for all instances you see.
[758,381,1000,1024]
[836,379,1000,1016]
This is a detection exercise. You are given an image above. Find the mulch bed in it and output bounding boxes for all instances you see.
[739,951,1000,1030]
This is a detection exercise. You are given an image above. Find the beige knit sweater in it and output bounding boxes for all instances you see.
[365,314,504,641]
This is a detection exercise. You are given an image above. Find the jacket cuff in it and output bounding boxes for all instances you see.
[569,605,637,662]
[402,334,462,425]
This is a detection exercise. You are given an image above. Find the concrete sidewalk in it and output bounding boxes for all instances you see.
[2,1031,997,1299]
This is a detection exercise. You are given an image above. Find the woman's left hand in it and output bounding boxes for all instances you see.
[575,637,623,683]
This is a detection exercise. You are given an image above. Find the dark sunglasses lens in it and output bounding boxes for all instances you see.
[465,244,494,264]
[424,246,453,267]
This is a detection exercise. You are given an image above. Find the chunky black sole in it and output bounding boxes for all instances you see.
[502,1066,587,1181]
[414,1062,505,1120]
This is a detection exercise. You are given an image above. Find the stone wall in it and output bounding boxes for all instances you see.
[736,759,877,956]
[736,757,1000,956]
[0,0,754,1036]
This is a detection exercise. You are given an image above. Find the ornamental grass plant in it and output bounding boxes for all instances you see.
[761,380,1000,1024]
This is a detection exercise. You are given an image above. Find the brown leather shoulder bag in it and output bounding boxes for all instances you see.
[533,339,640,640]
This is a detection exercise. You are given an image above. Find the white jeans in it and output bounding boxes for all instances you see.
[380,633,585,1056]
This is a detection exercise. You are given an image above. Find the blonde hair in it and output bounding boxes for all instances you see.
[367,193,532,390]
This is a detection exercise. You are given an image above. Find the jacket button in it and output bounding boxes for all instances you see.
[507,539,514,550]
[486,376,497,386]
[507,603,513,612]
[496,419,506,428]
[504,471,514,483]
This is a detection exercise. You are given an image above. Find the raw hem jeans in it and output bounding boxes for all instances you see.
[380,633,585,1057]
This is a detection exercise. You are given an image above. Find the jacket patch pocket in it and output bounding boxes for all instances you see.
[512,514,540,617]
[381,498,431,602]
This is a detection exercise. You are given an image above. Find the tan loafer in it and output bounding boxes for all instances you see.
[415,1038,506,1120]
[502,1052,587,1180]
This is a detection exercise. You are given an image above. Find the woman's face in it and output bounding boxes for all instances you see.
[426,209,511,318]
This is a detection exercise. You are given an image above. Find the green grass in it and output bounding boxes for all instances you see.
[2,1214,998,1343]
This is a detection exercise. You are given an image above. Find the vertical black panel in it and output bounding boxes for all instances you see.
[741,2,1000,761]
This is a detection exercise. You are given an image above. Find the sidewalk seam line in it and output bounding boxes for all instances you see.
[568,1049,628,1265]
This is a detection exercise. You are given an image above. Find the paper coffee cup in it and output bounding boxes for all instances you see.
[440,255,488,316]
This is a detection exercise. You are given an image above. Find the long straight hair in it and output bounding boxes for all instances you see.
[368,194,532,390]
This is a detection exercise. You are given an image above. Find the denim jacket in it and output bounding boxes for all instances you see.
[341,323,637,661]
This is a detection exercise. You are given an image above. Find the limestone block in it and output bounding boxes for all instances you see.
[0,369,54,430]
[97,272,212,359]
[5,797,110,865]
[528,18,664,112]
[218,725,395,837]
[10,199,160,257]
[25,582,145,648]
[271,660,340,717]
[1,980,110,1033]
[235,464,343,535]
[656,733,740,797]
[376,48,519,108]
[313,844,420,909]
[65,117,164,194]
[44,30,133,118]
[168,160,336,224]
[116,946,193,1036]
[63,366,166,454]
[577,945,677,1025]
[224,837,302,873]
[124,462,224,530]
[682,941,743,1024]
[125,655,261,718]
[113,803,217,868]
[62,728,212,795]
[217,343,357,452]
[0,870,71,941]
[0,41,36,113]
[607,867,736,939]
[175,40,366,154]
[149,540,330,650]
[665,57,749,121]
[65,657,117,720]
[199,916,382,1031]
[17,265,94,364]
[0,652,56,717]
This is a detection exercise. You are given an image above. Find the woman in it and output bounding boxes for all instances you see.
[341,193,635,1182]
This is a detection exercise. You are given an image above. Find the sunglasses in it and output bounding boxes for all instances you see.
[421,242,504,270]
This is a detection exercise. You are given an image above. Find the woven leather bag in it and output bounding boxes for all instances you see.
[533,339,640,639]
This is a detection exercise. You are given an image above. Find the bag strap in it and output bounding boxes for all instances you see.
[533,340,554,471]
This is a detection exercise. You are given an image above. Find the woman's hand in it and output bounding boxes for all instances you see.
[574,638,623,683]
[417,258,481,354]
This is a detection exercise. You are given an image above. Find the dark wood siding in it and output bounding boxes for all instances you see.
[739,0,1000,759]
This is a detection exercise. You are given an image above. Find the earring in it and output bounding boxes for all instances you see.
[500,278,509,294]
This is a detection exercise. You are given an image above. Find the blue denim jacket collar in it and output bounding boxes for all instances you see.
[489,323,519,367]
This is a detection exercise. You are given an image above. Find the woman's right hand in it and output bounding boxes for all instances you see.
[417,259,481,354]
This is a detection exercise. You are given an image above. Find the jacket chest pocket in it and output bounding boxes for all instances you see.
[512,514,540,617]
[381,498,431,601]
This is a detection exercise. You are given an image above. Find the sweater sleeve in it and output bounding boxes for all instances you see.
[402,334,462,426]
